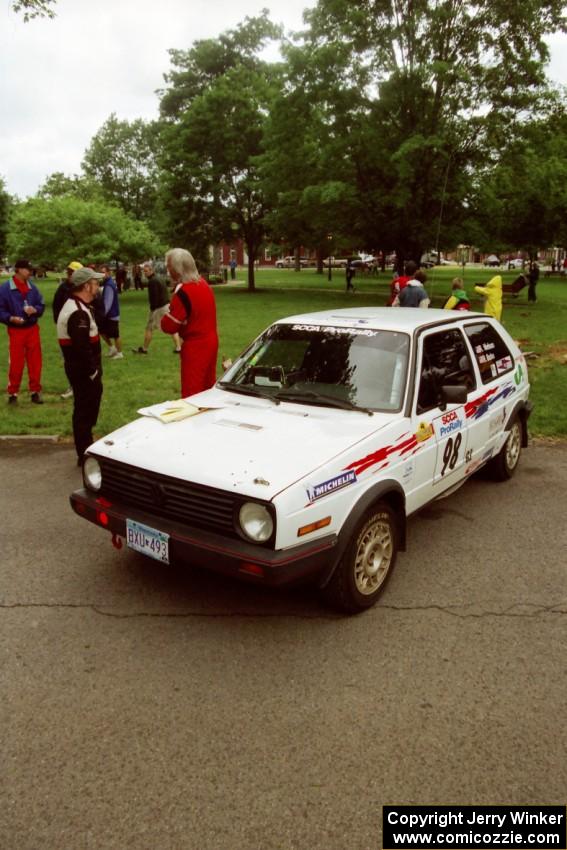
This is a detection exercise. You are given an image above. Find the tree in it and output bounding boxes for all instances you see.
[11,0,55,20]
[82,114,161,224]
[282,0,567,265]
[159,13,282,291]
[7,196,163,268]
[37,171,101,202]
[0,178,12,260]
[472,109,567,257]
[260,60,359,271]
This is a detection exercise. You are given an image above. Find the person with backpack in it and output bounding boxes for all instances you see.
[398,270,430,308]
[443,277,470,311]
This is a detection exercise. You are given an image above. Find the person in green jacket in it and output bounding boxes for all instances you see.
[443,277,470,311]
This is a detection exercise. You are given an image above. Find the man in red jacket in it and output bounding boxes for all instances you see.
[160,249,219,397]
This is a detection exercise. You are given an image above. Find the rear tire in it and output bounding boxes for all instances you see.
[488,416,522,480]
[321,502,398,614]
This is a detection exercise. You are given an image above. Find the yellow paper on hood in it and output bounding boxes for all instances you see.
[137,399,203,423]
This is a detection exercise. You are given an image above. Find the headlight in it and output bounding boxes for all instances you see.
[83,456,102,492]
[239,502,273,543]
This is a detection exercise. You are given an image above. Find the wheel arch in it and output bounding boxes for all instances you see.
[505,399,533,448]
[317,480,406,588]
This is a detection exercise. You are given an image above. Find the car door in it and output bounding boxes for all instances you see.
[461,320,517,470]
[408,326,477,509]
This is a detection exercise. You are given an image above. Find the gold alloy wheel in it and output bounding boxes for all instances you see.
[353,516,394,596]
[505,421,522,472]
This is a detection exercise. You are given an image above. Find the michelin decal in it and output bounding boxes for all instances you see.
[306,470,357,503]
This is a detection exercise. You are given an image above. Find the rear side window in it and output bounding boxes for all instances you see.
[464,323,514,384]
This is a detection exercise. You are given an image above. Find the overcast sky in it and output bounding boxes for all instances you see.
[1,0,566,199]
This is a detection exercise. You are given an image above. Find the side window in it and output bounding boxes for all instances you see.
[464,323,514,385]
[417,329,476,413]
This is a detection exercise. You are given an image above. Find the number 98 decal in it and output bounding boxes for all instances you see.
[441,433,462,476]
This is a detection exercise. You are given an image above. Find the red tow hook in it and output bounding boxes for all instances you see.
[111,533,123,550]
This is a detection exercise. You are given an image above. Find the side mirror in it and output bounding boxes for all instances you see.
[439,384,468,410]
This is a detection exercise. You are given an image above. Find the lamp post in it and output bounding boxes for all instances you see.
[327,233,333,282]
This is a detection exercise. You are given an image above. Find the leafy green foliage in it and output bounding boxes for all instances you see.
[0,177,12,259]
[271,0,567,265]
[7,196,163,267]
[159,12,282,290]
[11,0,55,21]
[82,114,161,224]
[37,171,102,202]
[472,111,567,256]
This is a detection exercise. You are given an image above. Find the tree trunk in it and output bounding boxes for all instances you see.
[246,240,256,292]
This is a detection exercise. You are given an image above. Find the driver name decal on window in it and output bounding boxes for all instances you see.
[306,470,357,503]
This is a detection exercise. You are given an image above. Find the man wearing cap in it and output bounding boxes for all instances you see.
[0,259,45,404]
[52,260,83,323]
[53,261,83,400]
[57,267,105,465]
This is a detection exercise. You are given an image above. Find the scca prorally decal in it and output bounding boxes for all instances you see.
[306,470,357,503]
[435,408,465,438]
[465,383,515,420]
[344,432,420,476]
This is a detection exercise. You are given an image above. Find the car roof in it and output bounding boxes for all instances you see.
[276,307,487,333]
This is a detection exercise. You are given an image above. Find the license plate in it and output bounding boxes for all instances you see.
[126,519,169,564]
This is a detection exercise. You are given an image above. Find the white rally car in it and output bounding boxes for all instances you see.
[72,308,532,613]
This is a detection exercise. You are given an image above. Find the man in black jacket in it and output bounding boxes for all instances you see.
[53,261,83,400]
[52,261,83,323]
[56,267,104,465]
[132,261,181,354]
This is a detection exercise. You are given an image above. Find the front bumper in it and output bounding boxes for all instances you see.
[70,488,338,586]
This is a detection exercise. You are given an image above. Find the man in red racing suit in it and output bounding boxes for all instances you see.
[161,248,219,397]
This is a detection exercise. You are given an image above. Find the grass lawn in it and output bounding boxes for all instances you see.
[1,265,565,439]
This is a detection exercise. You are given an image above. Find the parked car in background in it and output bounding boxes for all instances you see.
[72,307,531,614]
[484,255,501,267]
[323,257,350,268]
[275,256,310,268]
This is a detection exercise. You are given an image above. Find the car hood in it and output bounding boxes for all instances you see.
[88,386,395,500]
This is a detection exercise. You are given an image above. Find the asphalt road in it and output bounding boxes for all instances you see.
[1,440,566,850]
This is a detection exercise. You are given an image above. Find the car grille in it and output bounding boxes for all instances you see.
[99,458,238,538]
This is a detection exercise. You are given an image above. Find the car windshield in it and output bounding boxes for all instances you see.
[220,323,410,412]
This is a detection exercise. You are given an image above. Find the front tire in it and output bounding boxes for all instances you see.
[322,502,398,614]
[488,416,522,480]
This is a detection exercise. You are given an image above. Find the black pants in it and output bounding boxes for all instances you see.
[66,369,103,461]
[528,282,537,302]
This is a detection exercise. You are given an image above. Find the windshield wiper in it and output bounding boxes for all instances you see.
[218,381,280,404]
[274,389,374,415]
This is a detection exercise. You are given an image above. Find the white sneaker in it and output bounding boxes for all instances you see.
[111,352,124,359]
[107,346,117,357]
[60,387,73,399]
